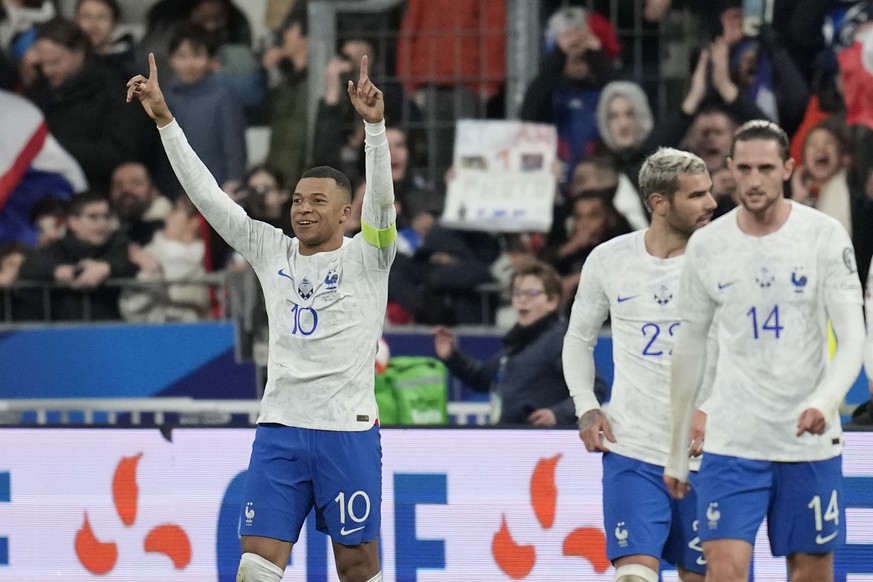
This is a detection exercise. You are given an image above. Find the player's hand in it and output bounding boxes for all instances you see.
[347,55,383,124]
[688,409,706,457]
[126,53,173,127]
[578,409,616,453]
[528,408,557,427]
[664,475,691,500]
[797,407,827,436]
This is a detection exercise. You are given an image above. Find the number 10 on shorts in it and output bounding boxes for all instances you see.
[335,490,371,536]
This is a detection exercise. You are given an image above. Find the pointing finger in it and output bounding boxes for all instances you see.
[358,54,369,84]
[148,52,158,82]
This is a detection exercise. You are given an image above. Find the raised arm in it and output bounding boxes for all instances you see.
[126,54,280,266]
[347,55,396,260]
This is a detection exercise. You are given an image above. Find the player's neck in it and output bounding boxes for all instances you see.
[737,197,791,237]
[298,235,344,256]
[644,220,688,259]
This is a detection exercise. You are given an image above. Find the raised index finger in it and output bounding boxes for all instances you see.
[148,52,159,82]
[358,54,369,83]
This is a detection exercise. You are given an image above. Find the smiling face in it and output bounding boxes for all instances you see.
[802,127,842,184]
[68,200,111,246]
[511,274,559,327]
[290,177,351,254]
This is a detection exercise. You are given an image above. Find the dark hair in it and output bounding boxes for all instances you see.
[803,119,849,159]
[169,22,217,57]
[68,191,109,216]
[300,166,351,201]
[29,196,69,224]
[511,259,563,303]
[35,17,90,53]
[75,0,121,22]
[0,242,30,263]
[730,120,791,161]
[278,0,308,36]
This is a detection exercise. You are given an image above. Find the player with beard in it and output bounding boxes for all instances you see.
[563,147,716,582]
[665,120,865,581]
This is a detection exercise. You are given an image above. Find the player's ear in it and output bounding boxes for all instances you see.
[783,156,795,180]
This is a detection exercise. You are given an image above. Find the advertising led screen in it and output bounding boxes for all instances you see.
[0,428,870,581]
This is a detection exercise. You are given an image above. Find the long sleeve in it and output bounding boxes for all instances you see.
[804,300,865,418]
[158,119,284,267]
[442,349,501,393]
[360,120,396,230]
[665,319,710,482]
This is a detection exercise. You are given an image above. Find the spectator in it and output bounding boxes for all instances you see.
[391,225,501,325]
[120,195,209,323]
[396,0,506,177]
[74,0,135,77]
[26,17,149,195]
[29,196,67,247]
[313,37,424,186]
[262,6,308,189]
[136,0,195,76]
[17,190,137,321]
[0,242,29,287]
[685,105,737,173]
[240,165,292,235]
[164,22,247,196]
[189,0,263,117]
[109,161,173,246]
[433,259,607,427]
[710,161,738,219]
[0,88,85,246]
[520,8,615,184]
[539,190,632,302]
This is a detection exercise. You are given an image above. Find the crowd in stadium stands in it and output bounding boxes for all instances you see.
[1,0,873,337]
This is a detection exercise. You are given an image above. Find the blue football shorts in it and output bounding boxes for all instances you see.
[239,423,382,546]
[696,453,844,556]
[602,452,705,574]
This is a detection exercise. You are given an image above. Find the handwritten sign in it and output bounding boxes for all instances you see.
[441,120,557,232]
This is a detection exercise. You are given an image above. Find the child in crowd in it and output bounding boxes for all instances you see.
[120,195,209,323]
[164,22,246,197]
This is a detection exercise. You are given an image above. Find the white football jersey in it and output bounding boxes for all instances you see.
[160,120,396,431]
[569,231,694,467]
[680,202,862,461]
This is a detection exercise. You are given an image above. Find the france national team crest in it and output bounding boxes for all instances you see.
[298,277,314,300]
[615,521,629,548]
[324,269,339,291]
[706,502,721,530]
[654,285,673,306]
[790,267,808,292]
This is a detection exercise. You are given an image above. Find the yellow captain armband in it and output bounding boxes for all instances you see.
[361,220,397,248]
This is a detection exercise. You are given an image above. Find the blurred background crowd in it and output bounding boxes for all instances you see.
[1,0,872,335]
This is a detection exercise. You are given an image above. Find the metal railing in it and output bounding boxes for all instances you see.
[0,397,491,427]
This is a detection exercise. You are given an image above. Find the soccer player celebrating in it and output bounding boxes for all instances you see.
[665,120,865,582]
[128,53,395,582]
[563,147,717,582]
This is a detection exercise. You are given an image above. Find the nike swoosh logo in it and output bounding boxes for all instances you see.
[277,268,293,281]
[340,525,366,536]
[717,281,737,290]
[815,531,838,545]
[616,295,638,303]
